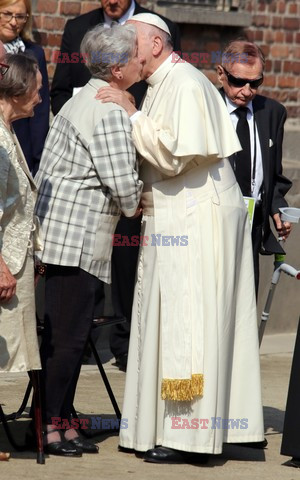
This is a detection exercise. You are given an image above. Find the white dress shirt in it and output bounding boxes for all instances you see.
[225,96,263,202]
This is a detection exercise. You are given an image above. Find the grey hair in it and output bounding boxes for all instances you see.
[0,53,38,98]
[222,39,265,69]
[80,23,137,81]
[146,25,173,50]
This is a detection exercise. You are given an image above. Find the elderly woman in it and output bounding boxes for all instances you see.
[35,23,143,457]
[0,0,49,174]
[0,52,43,460]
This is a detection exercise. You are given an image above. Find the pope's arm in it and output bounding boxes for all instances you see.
[131,80,240,177]
[97,79,241,177]
[88,109,143,217]
[131,112,194,177]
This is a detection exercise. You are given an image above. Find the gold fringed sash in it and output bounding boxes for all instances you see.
[161,374,204,401]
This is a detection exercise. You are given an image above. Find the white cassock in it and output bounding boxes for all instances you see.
[119,54,264,454]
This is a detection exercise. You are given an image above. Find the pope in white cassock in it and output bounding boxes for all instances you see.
[98,13,264,464]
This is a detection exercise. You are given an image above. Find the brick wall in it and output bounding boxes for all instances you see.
[245,0,300,118]
[32,0,101,78]
[32,0,299,117]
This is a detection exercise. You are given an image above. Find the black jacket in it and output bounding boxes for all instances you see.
[50,4,181,114]
[13,41,50,174]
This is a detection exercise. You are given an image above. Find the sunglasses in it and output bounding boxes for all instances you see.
[222,67,263,89]
[0,62,9,76]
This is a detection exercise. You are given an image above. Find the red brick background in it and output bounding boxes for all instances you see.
[32,0,299,117]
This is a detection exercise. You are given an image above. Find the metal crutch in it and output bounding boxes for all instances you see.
[258,208,300,347]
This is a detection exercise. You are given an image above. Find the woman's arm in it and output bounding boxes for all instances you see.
[0,254,16,302]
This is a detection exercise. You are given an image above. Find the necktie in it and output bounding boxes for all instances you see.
[234,107,251,196]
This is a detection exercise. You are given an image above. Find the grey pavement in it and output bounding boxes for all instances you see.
[0,332,299,480]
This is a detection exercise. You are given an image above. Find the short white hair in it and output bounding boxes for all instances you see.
[81,23,137,81]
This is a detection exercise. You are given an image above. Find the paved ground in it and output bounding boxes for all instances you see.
[0,333,299,480]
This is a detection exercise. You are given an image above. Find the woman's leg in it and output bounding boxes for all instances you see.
[40,265,103,440]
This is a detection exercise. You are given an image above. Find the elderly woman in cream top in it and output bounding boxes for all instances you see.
[0,51,43,460]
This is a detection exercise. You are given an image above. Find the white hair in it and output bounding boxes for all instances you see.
[80,23,137,81]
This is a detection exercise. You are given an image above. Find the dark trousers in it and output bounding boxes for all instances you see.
[110,215,141,357]
[281,317,300,458]
[40,264,104,424]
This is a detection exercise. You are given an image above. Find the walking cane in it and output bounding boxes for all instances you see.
[258,208,300,347]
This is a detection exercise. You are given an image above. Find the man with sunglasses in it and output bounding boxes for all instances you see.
[218,39,292,296]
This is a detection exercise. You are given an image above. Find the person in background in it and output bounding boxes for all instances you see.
[0,0,49,174]
[50,0,180,371]
[0,51,43,461]
[281,317,300,467]
[217,39,292,296]
[35,24,143,457]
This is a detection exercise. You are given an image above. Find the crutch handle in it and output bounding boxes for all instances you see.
[272,263,300,284]
[279,263,300,279]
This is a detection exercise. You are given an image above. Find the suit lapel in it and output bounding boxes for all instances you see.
[88,8,105,27]
[253,96,270,197]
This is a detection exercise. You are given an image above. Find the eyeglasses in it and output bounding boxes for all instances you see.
[222,67,263,89]
[0,62,9,76]
[0,11,29,24]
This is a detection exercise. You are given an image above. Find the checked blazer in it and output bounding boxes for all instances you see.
[35,78,143,283]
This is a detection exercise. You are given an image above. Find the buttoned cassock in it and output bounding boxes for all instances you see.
[35,78,143,283]
[120,55,264,454]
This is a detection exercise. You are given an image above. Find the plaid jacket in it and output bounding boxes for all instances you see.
[35,79,143,282]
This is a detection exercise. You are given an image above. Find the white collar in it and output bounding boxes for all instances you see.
[146,53,177,86]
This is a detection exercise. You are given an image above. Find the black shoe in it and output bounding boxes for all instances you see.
[118,445,134,453]
[44,440,82,457]
[68,436,99,454]
[114,353,128,372]
[289,457,300,468]
[143,446,209,464]
[234,438,268,449]
[39,428,83,457]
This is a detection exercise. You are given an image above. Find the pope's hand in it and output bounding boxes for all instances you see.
[95,87,137,117]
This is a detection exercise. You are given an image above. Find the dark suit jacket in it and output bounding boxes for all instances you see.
[220,88,292,255]
[13,41,50,175]
[50,4,181,115]
[281,316,300,457]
